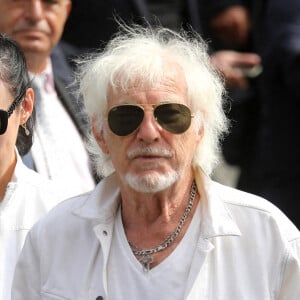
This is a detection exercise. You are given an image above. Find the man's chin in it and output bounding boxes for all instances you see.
[124,171,179,193]
[13,35,49,54]
[19,43,47,54]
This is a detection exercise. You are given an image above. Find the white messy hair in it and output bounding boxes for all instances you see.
[76,24,228,177]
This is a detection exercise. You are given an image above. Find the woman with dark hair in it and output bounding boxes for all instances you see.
[0,34,61,300]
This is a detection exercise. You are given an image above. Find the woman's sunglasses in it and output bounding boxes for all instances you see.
[107,103,193,136]
[0,88,26,135]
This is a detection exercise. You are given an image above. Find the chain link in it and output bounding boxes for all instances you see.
[130,181,197,257]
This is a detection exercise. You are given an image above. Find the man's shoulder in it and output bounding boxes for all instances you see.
[30,177,118,235]
[51,41,80,84]
[29,192,91,234]
[212,182,300,241]
[213,181,275,211]
[42,191,92,220]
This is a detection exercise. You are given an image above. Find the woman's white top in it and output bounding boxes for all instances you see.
[0,152,63,300]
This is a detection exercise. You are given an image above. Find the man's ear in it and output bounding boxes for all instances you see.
[92,116,109,154]
[193,114,204,143]
[196,126,204,142]
[66,0,72,17]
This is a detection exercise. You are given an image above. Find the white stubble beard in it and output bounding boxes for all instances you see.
[124,170,180,193]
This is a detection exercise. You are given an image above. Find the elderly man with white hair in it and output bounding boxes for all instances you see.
[12,25,300,300]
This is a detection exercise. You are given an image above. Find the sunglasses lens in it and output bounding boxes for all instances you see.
[0,110,8,135]
[154,103,192,134]
[108,105,144,136]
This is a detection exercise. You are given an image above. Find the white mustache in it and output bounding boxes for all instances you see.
[13,20,51,34]
[127,147,173,159]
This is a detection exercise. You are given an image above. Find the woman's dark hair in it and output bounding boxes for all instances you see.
[0,33,35,155]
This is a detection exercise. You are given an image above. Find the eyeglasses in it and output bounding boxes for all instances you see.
[107,103,193,136]
[0,88,26,135]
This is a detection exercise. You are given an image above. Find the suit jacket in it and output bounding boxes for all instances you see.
[22,41,96,182]
[235,1,300,226]
[51,41,90,139]
[249,9,300,175]
[62,0,149,51]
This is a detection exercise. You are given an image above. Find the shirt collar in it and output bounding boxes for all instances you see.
[72,173,121,223]
[194,166,241,239]
[29,59,55,93]
[73,168,241,238]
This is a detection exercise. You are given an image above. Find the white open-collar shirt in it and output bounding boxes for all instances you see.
[12,167,300,300]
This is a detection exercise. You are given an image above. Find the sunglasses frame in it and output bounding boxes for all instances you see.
[107,102,193,136]
[0,87,27,135]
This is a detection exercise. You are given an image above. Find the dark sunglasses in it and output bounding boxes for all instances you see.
[107,103,193,136]
[0,88,27,135]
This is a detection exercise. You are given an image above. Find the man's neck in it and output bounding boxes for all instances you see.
[25,53,49,74]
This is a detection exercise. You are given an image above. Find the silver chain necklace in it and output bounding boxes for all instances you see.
[129,181,197,271]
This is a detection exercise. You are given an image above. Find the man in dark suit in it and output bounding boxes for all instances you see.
[62,0,149,52]
[0,0,96,198]
[191,0,300,227]
[240,0,300,227]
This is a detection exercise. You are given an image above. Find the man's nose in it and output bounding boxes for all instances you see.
[136,111,161,143]
[24,0,44,21]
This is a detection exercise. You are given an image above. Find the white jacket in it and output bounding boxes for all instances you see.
[12,169,300,300]
[0,153,63,300]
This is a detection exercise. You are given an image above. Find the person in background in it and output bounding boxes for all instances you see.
[63,0,149,53]
[239,0,300,227]
[63,0,260,91]
[0,34,62,300]
[0,0,96,198]
[181,0,261,186]
[198,0,300,227]
[12,25,300,299]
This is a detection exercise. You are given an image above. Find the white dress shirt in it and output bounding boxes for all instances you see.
[12,168,300,300]
[107,203,201,299]
[31,60,95,199]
